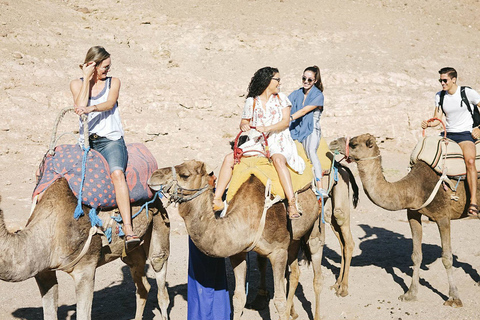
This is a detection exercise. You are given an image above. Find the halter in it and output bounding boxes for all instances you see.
[338,136,381,162]
[233,126,270,164]
[158,166,210,207]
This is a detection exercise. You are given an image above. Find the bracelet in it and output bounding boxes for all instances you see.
[290,115,294,121]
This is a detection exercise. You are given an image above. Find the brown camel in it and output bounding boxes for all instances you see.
[0,178,170,320]
[329,133,478,307]
[148,159,325,320]
[250,161,359,310]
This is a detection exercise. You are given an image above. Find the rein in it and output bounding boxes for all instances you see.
[159,166,210,207]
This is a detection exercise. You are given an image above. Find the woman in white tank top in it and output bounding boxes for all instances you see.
[70,46,140,250]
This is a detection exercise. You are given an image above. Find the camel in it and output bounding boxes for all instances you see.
[329,133,478,307]
[0,177,170,320]
[250,161,359,310]
[148,159,325,320]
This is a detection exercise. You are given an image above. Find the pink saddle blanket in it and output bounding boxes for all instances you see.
[33,143,158,209]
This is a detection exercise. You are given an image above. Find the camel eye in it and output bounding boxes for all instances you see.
[179,173,190,179]
[349,143,357,149]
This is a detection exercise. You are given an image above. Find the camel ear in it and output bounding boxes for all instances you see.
[366,136,376,148]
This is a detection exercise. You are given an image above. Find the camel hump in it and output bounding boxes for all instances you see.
[410,136,480,178]
[33,143,158,209]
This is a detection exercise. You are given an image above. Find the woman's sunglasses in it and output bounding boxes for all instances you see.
[302,76,315,83]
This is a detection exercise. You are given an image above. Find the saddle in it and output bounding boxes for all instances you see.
[33,143,158,209]
[410,135,480,178]
[226,138,333,202]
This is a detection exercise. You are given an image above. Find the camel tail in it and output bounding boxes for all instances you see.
[342,164,359,209]
[300,235,312,265]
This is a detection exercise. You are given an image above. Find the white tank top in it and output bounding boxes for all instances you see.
[79,77,124,143]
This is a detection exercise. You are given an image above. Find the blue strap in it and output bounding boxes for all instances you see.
[454,176,461,192]
[74,145,90,220]
[132,190,163,220]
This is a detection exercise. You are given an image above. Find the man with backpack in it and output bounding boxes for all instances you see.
[421,67,480,217]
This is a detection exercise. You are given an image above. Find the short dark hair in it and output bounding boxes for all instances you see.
[438,67,457,79]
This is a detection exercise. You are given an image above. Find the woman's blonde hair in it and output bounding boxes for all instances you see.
[78,46,110,69]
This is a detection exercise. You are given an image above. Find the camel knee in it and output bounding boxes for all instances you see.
[441,254,453,269]
[150,252,169,272]
[333,208,347,225]
[411,251,422,265]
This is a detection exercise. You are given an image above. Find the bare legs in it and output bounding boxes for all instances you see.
[111,169,135,237]
[213,152,235,211]
[458,141,478,215]
[271,154,299,218]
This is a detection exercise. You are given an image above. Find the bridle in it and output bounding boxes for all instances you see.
[157,166,211,207]
[338,136,381,162]
[233,126,270,164]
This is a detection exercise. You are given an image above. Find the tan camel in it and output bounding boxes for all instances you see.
[329,133,478,307]
[0,178,170,320]
[148,159,325,320]
[250,161,359,310]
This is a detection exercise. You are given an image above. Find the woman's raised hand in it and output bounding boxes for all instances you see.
[82,61,96,80]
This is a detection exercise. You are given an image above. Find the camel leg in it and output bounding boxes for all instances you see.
[286,240,301,320]
[70,264,97,320]
[35,270,58,320]
[436,216,462,307]
[148,204,170,319]
[309,218,325,320]
[123,247,151,320]
[268,250,289,320]
[329,204,354,297]
[399,210,422,302]
[230,253,248,320]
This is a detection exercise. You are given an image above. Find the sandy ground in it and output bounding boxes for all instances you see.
[1,0,480,319]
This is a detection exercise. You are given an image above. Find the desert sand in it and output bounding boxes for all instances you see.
[0,0,480,319]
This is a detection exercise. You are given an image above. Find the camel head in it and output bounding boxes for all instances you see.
[148,160,214,204]
[329,133,380,162]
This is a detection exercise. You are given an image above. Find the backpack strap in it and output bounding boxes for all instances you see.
[460,86,473,114]
[439,90,446,114]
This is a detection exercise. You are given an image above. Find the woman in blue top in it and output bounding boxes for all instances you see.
[289,66,328,198]
[70,46,140,250]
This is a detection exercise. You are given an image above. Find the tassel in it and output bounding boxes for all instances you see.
[104,227,112,243]
[88,208,103,227]
[74,201,84,219]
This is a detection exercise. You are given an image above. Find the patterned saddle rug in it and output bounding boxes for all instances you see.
[410,135,480,178]
[226,138,333,202]
[33,143,158,209]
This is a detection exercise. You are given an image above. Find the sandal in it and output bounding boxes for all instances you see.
[125,234,141,251]
[287,197,301,220]
[468,203,479,218]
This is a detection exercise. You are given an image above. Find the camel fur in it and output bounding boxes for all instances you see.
[250,161,359,311]
[0,178,170,320]
[148,159,325,320]
[329,133,479,307]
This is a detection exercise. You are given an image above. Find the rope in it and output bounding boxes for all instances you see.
[245,179,281,252]
[55,226,98,271]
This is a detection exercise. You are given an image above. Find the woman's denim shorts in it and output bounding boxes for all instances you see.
[89,135,128,173]
[446,131,476,144]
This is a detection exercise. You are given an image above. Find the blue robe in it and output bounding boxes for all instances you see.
[187,238,231,320]
[288,86,324,142]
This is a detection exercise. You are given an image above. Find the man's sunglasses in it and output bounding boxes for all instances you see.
[438,79,448,84]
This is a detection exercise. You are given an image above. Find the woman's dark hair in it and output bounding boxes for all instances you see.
[438,67,457,79]
[79,46,110,69]
[247,67,279,98]
[304,65,323,92]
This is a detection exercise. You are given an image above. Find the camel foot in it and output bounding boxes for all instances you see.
[290,307,299,319]
[330,284,349,297]
[398,292,417,302]
[443,298,463,308]
[246,290,270,311]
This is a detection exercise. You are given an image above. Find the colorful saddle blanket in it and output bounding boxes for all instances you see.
[33,143,158,209]
[226,137,333,202]
[410,135,480,178]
